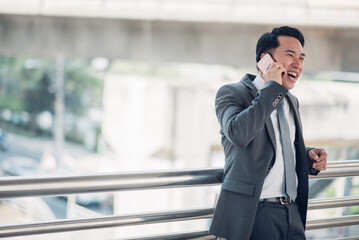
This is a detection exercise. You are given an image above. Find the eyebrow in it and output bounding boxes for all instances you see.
[285,49,306,57]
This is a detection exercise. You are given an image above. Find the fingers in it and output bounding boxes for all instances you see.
[308,149,319,160]
[268,63,286,77]
[268,62,284,71]
[308,148,328,171]
[261,62,285,85]
[313,157,327,170]
[312,148,327,160]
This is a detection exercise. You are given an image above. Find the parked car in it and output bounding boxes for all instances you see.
[0,156,42,176]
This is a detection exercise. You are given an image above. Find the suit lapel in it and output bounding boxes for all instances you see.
[265,119,276,150]
[287,93,302,133]
[286,92,308,178]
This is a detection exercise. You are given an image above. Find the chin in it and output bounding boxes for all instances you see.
[285,83,296,90]
[284,77,298,90]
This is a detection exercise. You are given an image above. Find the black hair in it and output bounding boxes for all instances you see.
[255,26,305,62]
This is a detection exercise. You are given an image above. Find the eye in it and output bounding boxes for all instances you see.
[287,54,293,57]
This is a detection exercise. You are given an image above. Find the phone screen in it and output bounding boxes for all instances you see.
[257,53,274,73]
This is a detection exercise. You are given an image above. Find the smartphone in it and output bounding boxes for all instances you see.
[257,53,274,73]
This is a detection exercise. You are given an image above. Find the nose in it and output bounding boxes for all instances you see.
[291,57,302,69]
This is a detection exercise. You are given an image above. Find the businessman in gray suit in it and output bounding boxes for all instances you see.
[209,26,327,240]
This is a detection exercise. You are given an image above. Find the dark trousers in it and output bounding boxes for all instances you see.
[250,200,306,240]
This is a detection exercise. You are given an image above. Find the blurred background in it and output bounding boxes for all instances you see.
[0,0,359,239]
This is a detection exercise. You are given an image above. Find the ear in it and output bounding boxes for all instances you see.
[260,53,266,60]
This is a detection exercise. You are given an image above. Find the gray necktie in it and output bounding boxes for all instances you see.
[277,101,297,200]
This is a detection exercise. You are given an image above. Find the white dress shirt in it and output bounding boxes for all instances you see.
[252,75,298,199]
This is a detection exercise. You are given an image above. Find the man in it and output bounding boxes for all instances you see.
[209,26,327,240]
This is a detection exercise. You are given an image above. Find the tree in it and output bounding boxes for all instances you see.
[0,56,104,137]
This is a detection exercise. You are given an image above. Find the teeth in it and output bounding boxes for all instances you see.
[287,72,297,77]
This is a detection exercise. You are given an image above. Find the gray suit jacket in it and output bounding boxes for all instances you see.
[209,74,318,239]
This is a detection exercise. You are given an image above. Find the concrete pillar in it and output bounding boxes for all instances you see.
[54,56,65,167]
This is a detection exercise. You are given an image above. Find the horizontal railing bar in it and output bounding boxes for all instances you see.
[0,208,214,238]
[120,229,359,240]
[310,166,359,179]
[123,230,216,240]
[0,163,358,198]
[338,237,359,240]
[0,194,358,238]
[327,160,359,168]
[306,214,359,230]
[308,196,359,210]
[0,168,223,198]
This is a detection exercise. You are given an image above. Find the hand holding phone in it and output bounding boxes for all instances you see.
[257,53,286,85]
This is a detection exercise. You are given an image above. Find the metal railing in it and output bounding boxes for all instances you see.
[0,160,358,239]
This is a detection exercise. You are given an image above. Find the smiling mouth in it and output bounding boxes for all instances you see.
[287,72,298,80]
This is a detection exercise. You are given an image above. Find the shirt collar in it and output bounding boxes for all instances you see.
[253,74,265,90]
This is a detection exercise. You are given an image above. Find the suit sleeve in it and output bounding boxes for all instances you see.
[215,81,288,148]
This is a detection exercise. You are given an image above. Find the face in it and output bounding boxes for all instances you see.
[270,36,305,90]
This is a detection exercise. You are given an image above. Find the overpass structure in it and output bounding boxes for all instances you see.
[0,0,359,72]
